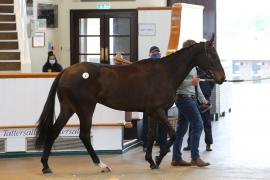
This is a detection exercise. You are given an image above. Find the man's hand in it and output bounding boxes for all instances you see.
[201,99,209,105]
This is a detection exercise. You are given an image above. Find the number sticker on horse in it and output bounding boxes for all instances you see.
[82,72,89,79]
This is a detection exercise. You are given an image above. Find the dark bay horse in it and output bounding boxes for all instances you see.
[35,36,225,174]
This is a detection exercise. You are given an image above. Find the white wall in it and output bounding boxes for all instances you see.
[138,9,171,59]
[138,4,204,60]
[29,0,166,72]
[216,0,270,61]
[28,0,60,72]
[178,3,204,48]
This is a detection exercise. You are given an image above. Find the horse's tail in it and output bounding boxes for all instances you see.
[35,71,64,149]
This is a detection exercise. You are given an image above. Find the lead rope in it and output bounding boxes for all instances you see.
[200,77,270,82]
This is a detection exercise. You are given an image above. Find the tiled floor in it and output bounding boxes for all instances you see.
[1,83,270,180]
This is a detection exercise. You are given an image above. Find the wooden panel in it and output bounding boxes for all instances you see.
[1,0,14,4]
[0,52,20,60]
[0,15,15,21]
[0,32,17,40]
[0,41,18,50]
[0,62,20,71]
[0,23,16,30]
[0,6,13,13]
[0,72,58,78]
[167,3,182,55]
[167,0,204,6]
[0,123,124,129]
[167,0,216,40]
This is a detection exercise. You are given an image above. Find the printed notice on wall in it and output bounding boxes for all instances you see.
[139,23,156,36]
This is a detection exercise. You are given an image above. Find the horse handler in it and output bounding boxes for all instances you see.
[171,40,210,167]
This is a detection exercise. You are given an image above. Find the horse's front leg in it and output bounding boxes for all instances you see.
[153,109,176,167]
[145,116,158,169]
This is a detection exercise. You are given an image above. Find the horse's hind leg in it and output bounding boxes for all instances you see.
[145,115,158,169]
[41,106,74,174]
[153,109,176,167]
[77,104,111,173]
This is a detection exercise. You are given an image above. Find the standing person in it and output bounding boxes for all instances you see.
[142,46,168,152]
[183,67,214,151]
[42,51,63,72]
[171,40,210,167]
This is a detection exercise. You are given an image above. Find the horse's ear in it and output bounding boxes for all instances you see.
[207,33,215,46]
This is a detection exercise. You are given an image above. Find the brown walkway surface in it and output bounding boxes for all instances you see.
[1,83,270,180]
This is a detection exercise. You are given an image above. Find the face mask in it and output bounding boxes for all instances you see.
[49,59,56,65]
[150,53,161,59]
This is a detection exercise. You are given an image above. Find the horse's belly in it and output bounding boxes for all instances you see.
[97,94,144,112]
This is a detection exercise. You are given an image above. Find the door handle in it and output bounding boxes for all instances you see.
[105,47,109,62]
[100,48,104,61]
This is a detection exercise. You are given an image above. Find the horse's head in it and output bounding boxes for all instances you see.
[195,35,226,84]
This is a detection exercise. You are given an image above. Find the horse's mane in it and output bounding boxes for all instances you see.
[134,42,203,66]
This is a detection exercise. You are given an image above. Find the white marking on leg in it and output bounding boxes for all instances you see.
[98,161,107,169]
[98,161,111,172]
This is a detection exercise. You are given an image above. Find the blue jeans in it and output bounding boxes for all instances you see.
[172,95,203,161]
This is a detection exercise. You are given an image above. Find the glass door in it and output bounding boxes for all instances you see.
[79,17,104,63]
[70,10,137,65]
[108,17,131,64]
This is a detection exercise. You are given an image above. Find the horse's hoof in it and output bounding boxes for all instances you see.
[150,163,159,169]
[101,166,111,173]
[155,156,161,167]
[42,168,53,174]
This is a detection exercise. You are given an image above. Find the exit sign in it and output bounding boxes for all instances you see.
[96,4,111,9]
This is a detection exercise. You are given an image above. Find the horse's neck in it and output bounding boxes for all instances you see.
[164,49,197,90]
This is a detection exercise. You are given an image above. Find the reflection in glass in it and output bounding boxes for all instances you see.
[110,18,130,35]
[80,37,100,54]
[80,55,100,63]
[110,37,130,54]
[79,18,100,35]
[109,54,130,65]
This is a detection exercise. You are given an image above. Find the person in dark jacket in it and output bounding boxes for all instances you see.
[142,46,168,152]
[42,51,63,72]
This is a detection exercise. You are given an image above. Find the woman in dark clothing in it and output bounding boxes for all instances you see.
[42,51,63,72]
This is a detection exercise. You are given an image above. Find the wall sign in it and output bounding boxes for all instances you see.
[96,4,111,9]
[32,32,45,47]
[139,23,156,36]
[0,127,80,137]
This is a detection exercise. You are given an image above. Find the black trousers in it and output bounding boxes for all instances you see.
[142,111,168,148]
[187,109,213,146]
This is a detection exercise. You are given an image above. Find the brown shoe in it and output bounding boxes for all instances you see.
[191,158,210,167]
[171,160,191,166]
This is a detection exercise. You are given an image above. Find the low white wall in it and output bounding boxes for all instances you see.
[0,77,125,152]
[138,9,171,60]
